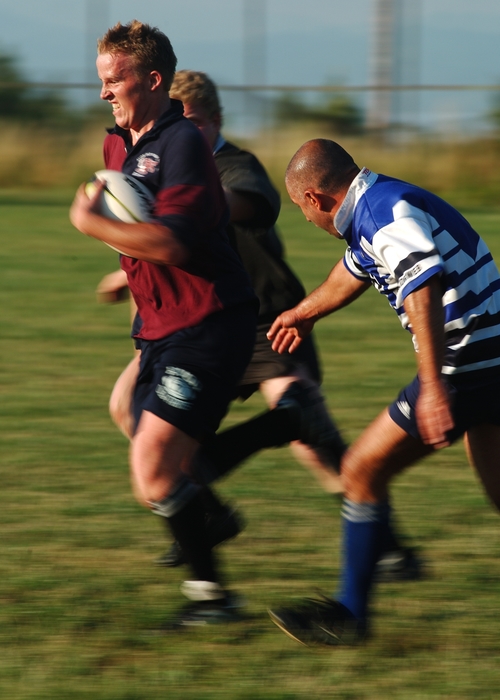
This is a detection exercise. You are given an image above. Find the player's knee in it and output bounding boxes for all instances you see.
[340,449,382,500]
[148,477,199,517]
[129,461,178,504]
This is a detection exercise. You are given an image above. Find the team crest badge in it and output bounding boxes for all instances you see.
[134,152,160,177]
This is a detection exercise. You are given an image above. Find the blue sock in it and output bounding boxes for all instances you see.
[336,499,390,621]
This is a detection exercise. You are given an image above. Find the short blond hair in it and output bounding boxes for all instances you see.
[170,70,222,122]
[97,20,177,89]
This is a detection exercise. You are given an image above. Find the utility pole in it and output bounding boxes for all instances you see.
[366,0,421,132]
[242,0,267,131]
[395,0,422,129]
[243,0,267,86]
[366,0,397,131]
[85,0,110,85]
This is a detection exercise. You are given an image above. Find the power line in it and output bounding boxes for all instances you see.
[2,82,498,92]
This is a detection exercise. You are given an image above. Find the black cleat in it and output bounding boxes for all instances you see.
[155,504,244,567]
[374,547,422,583]
[277,382,347,470]
[168,592,244,628]
[156,540,184,567]
[268,595,365,647]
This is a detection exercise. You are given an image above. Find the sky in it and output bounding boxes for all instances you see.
[1,0,499,131]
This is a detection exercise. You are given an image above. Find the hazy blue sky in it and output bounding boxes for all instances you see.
[1,0,499,130]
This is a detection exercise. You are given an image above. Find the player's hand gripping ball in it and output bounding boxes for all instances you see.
[85,169,155,255]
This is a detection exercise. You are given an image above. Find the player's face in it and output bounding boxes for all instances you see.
[289,191,341,238]
[97,52,156,133]
[182,103,220,149]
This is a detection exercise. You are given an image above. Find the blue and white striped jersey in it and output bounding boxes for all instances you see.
[335,168,500,377]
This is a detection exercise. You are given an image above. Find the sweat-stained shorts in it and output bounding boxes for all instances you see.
[132,302,257,442]
[389,370,500,444]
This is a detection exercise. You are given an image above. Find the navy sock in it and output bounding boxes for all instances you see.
[336,499,390,621]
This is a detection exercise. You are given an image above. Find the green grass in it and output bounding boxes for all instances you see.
[1,190,500,699]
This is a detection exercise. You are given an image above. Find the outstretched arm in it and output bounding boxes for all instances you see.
[267,259,370,353]
[404,275,454,448]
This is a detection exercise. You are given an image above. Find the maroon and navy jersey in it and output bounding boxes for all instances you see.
[103,99,256,340]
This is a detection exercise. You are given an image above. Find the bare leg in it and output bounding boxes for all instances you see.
[131,410,226,592]
[464,424,500,511]
[341,408,433,502]
[327,409,434,621]
[131,409,199,504]
[109,353,140,440]
[260,373,344,494]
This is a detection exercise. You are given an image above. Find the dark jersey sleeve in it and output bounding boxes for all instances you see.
[152,123,228,251]
[215,140,305,322]
[215,143,280,229]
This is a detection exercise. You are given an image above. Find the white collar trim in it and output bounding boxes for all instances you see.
[334,167,378,235]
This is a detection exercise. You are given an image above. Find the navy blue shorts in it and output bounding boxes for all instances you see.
[389,372,500,443]
[133,303,257,441]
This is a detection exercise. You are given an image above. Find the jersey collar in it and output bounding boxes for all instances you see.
[213,133,226,154]
[106,99,185,140]
[334,167,378,236]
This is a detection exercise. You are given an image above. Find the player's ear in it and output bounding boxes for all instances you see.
[149,71,162,91]
[306,190,335,212]
[305,190,322,210]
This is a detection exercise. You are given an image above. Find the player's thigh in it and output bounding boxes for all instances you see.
[342,407,433,502]
[131,409,200,502]
[464,424,500,510]
[109,354,141,431]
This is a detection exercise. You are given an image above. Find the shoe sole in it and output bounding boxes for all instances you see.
[268,608,310,647]
[268,608,361,647]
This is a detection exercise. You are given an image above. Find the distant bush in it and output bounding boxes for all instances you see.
[0,49,85,128]
[275,91,364,135]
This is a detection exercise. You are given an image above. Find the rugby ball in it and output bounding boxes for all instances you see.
[85,169,155,255]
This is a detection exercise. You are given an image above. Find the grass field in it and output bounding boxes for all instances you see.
[1,190,500,699]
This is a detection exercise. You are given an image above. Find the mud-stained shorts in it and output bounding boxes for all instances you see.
[133,303,257,441]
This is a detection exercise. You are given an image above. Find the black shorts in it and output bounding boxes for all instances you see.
[236,321,321,399]
[133,303,257,441]
[389,371,500,443]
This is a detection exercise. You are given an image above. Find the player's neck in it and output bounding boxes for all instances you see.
[130,96,171,146]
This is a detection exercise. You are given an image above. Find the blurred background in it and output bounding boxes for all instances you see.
[1,0,500,204]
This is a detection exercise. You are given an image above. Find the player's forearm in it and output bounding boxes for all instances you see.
[404,276,445,383]
[82,214,189,266]
[404,275,454,446]
[296,259,370,321]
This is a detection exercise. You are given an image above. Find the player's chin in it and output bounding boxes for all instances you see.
[113,112,127,127]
